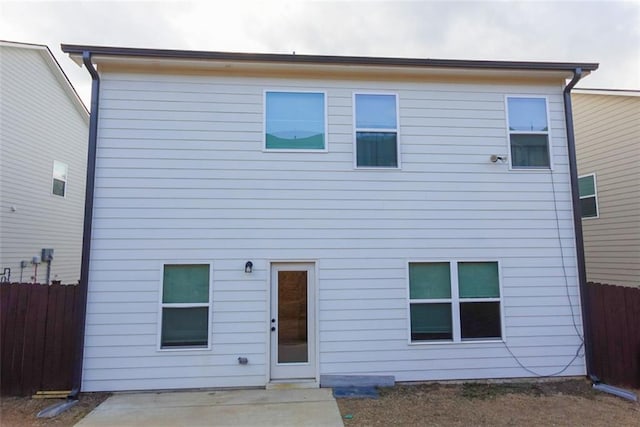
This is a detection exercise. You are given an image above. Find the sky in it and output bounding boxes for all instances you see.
[1,0,639,107]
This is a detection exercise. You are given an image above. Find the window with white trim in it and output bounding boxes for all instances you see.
[354,93,399,167]
[265,91,326,150]
[52,161,68,197]
[506,97,551,168]
[160,264,211,349]
[578,173,598,218]
[409,261,502,342]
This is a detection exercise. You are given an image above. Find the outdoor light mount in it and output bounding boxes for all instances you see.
[244,261,253,273]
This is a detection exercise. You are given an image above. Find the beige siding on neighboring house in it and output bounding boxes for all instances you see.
[0,43,88,283]
[573,90,640,287]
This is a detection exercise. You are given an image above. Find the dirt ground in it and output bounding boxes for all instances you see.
[337,379,640,427]
[1,380,637,426]
[0,393,110,427]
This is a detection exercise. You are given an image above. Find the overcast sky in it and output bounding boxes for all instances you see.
[1,0,638,107]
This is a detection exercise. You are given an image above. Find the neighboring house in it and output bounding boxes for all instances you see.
[62,44,597,392]
[0,41,89,284]
[573,89,640,288]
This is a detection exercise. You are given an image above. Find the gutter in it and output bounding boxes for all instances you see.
[68,51,100,400]
[562,68,593,377]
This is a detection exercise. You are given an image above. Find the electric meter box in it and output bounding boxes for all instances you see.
[41,248,54,262]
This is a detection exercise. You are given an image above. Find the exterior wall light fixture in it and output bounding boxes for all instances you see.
[244,261,253,273]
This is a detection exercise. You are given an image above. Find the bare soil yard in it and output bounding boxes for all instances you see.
[1,380,637,426]
[337,379,639,426]
[0,393,110,427]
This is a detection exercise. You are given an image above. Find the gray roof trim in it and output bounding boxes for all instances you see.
[61,44,599,73]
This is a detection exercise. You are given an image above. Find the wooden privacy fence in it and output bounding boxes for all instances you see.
[1,282,78,396]
[587,282,640,388]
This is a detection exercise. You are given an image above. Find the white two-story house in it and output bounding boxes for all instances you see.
[62,44,597,392]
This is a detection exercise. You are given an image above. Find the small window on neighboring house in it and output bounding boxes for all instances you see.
[354,94,399,168]
[409,261,502,342]
[579,174,598,218]
[52,161,68,197]
[160,264,211,349]
[265,91,326,150]
[506,97,551,169]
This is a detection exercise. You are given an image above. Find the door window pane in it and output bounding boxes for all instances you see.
[278,271,308,363]
[266,92,325,149]
[460,302,501,339]
[161,307,209,347]
[163,264,210,303]
[409,262,451,299]
[458,262,499,298]
[410,303,452,341]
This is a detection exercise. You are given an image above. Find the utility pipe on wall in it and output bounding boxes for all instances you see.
[68,51,100,400]
[562,68,594,377]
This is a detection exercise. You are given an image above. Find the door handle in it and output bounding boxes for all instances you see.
[271,326,276,332]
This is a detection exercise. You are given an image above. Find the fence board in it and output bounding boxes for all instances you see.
[1,283,78,396]
[624,286,640,387]
[1,285,20,394]
[587,282,640,388]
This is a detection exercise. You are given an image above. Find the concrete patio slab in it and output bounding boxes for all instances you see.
[75,388,344,427]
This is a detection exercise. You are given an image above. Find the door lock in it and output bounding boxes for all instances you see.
[271,326,276,332]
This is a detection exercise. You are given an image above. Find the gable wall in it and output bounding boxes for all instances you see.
[82,70,585,391]
[0,45,88,284]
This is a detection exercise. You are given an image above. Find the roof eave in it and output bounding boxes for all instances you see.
[61,44,598,77]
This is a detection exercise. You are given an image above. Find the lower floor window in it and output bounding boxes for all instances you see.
[409,261,502,342]
[160,264,211,349]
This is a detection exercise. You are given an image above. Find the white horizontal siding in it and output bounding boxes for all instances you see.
[0,45,87,283]
[82,71,584,391]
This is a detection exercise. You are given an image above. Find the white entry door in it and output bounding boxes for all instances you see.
[270,263,316,380]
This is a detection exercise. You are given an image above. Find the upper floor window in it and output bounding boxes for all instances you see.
[409,261,502,343]
[354,93,399,168]
[52,161,68,197]
[578,173,598,218]
[506,97,551,169]
[265,91,326,151]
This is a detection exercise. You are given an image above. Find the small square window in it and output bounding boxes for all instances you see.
[355,94,399,167]
[265,91,325,150]
[506,97,551,169]
[52,161,68,197]
[161,264,210,349]
[578,174,598,218]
